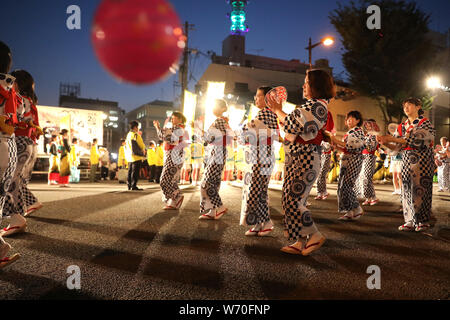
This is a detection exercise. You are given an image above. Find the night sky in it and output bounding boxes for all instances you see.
[1,0,449,112]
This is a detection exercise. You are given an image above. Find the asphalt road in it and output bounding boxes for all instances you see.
[0,180,449,300]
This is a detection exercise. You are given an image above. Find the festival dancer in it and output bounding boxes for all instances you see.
[315,111,335,200]
[0,41,20,268]
[436,137,449,192]
[377,98,436,232]
[330,111,366,221]
[2,70,43,236]
[198,99,233,220]
[360,119,379,206]
[239,86,279,237]
[154,112,188,210]
[315,141,332,200]
[11,70,43,217]
[267,70,335,255]
[57,129,71,187]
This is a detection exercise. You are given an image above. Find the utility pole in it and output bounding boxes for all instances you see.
[180,21,194,109]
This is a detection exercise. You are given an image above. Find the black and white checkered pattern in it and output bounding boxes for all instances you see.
[404,117,435,149]
[283,100,328,141]
[337,153,363,212]
[2,135,33,216]
[0,137,17,220]
[240,108,278,227]
[200,118,229,213]
[282,145,320,240]
[256,107,279,130]
[345,127,365,153]
[397,116,435,226]
[160,149,183,203]
[279,99,330,240]
[22,144,38,207]
[361,154,376,199]
[316,153,331,195]
[401,149,435,225]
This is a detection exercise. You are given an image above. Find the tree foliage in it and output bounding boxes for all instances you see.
[329,0,438,124]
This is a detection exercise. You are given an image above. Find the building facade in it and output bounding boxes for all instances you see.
[59,95,126,152]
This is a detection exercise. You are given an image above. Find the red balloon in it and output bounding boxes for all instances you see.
[91,0,184,85]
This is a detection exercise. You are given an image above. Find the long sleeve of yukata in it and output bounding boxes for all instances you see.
[364,134,378,152]
[157,125,186,147]
[344,128,365,153]
[404,118,435,150]
[202,117,229,145]
[282,100,328,141]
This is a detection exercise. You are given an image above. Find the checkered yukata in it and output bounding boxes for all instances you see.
[281,99,329,240]
[239,107,279,227]
[3,95,36,216]
[436,143,449,191]
[359,134,378,199]
[157,124,189,204]
[316,141,332,195]
[0,73,18,221]
[337,126,365,213]
[397,116,435,226]
[199,117,233,214]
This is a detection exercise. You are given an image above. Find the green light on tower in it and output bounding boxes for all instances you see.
[227,1,249,35]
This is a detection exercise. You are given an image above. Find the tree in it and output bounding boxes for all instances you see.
[329,0,438,125]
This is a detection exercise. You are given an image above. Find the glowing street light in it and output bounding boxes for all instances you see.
[183,90,197,137]
[426,76,441,89]
[204,81,225,130]
[322,37,334,46]
[306,36,335,69]
[426,76,450,92]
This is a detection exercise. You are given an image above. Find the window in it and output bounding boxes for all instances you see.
[234,82,249,92]
[337,114,346,132]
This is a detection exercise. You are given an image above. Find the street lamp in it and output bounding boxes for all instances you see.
[306,36,334,69]
[426,76,450,92]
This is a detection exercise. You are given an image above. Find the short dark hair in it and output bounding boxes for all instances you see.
[129,120,139,130]
[346,110,363,127]
[120,139,125,143]
[172,111,186,124]
[307,69,336,100]
[215,99,228,110]
[10,70,37,104]
[0,41,12,74]
[60,129,68,136]
[72,137,78,143]
[51,134,57,141]
[257,86,273,96]
[403,97,424,115]
[93,138,98,143]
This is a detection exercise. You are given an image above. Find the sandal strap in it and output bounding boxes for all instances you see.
[2,226,23,232]
[288,245,302,252]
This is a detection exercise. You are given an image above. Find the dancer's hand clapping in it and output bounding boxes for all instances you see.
[266,94,282,112]
[153,120,160,130]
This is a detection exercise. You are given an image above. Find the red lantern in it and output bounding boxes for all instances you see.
[91,0,184,85]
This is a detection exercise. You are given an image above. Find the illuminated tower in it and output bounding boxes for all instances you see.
[227,1,249,35]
